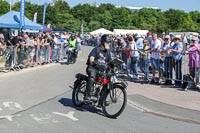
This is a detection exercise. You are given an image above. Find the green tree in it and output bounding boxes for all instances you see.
[45,0,72,28]
[136,8,161,32]
[111,7,132,29]
[1,1,200,33]
[189,11,200,32]
[0,0,10,15]
[88,20,101,31]
[164,9,183,31]
[71,4,97,25]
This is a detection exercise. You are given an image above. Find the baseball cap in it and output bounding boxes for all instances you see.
[192,37,199,41]
[164,35,170,39]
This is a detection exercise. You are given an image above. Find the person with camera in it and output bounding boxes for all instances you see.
[84,34,112,101]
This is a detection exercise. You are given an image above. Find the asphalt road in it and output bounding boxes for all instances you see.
[0,45,200,133]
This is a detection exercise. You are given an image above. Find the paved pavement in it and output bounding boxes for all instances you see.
[126,78,200,124]
[0,45,200,124]
[1,64,199,112]
[1,62,200,112]
[127,80,200,111]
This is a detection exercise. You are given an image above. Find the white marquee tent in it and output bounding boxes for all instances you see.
[113,29,149,36]
[90,28,114,35]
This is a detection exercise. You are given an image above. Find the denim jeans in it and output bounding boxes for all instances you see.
[131,56,139,76]
[44,45,50,63]
[126,58,131,74]
[164,56,173,83]
[53,45,61,61]
[150,58,160,70]
[60,44,64,60]
[140,59,150,79]
[173,58,182,86]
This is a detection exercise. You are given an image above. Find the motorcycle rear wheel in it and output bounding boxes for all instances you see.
[72,81,86,107]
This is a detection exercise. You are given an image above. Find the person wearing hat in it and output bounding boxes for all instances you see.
[167,35,183,87]
[84,34,112,101]
[185,37,200,89]
[160,35,173,85]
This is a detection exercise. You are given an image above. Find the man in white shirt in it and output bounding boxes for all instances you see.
[150,34,162,83]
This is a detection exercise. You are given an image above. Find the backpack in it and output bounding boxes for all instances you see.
[182,74,194,90]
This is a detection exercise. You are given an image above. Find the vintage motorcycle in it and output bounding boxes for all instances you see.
[72,58,128,118]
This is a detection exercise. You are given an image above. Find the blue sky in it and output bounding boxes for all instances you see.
[8,0,200,12]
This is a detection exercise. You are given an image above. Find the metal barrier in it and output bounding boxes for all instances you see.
[0,45,51,72]
[115,47,200,90]
[0,42,74,73]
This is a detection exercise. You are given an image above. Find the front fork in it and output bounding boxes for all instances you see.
[98,83,114,107]
[109,83,117,102]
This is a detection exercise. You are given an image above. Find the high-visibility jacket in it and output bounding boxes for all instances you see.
[69,39,77,50]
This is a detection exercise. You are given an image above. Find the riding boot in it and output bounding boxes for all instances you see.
[84,79,94,101]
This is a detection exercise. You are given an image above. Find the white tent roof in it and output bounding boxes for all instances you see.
[113,29,149,36]
[90,28,114,35]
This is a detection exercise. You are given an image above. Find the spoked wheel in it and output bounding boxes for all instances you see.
[102,85,127,118]
[71,52,77,64]
[67,51,71,65]
[72,81,86,107]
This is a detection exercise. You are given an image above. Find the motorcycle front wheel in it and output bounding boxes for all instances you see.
[67,51,71,65]
[102,85,127,118]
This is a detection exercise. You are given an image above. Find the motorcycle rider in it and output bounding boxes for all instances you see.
[68,33,78,61]
[84,34,112,101]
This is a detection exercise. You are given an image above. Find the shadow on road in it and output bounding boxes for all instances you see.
[58,98,105,117]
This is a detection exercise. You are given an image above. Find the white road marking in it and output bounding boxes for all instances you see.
[0,114,21,122]
[3,102,23,110]
[53,111,78,121]
[0,115,14,121]
[127,99,152,112]
[30,114,59,124]
[0,108,2,111]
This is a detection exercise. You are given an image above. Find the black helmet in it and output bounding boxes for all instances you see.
[71,33,76,37]
[101,34,111,44]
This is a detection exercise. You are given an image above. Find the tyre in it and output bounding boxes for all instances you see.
[72,81,86,107]
[102,85,127,118]
[67,51,71,65]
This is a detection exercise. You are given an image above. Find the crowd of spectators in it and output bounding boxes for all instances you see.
[1,30,200,91]
[81,32,200,91]
[0,30,81,71]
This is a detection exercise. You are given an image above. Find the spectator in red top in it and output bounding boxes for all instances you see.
[125,38,131,75]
